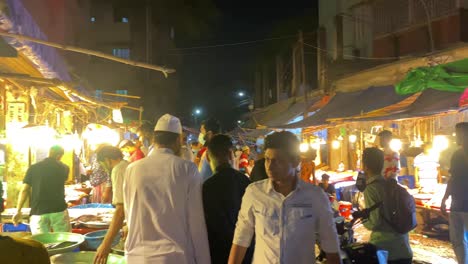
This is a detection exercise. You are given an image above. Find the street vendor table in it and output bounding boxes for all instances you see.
[316,170,357,184]
[412,185,450,236]
[68,204,115,235]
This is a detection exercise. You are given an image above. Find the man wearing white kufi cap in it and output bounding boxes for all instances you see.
[123,114,211,264]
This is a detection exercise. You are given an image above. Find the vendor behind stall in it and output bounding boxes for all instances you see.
[414,142,440,190]
[88,145,112,204]
[319,174,336,198]
[118,139,145,163]
[13,145,71,234]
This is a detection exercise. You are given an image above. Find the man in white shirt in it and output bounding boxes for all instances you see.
[198,118,221,181]
[378,130,401,179]
[228,131,341,264]
[414,142,440,189]
[124,114,210,264]
[94,146,129,264]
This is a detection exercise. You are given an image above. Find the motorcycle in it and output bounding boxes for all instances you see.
[317,208,388,264]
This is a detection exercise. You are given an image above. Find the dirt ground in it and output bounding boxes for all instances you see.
[353,224,457,264]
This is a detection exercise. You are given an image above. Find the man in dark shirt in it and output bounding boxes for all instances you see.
[318,173,336,198]
[442,122,468,264]
[13,145,71,234]
[202,134,253,264]
[249,158,268,182]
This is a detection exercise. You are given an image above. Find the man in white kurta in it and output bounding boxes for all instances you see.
[123,114,211,264]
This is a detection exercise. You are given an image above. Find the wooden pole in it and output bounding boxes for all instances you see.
[0,72,123,109]
[275,55,282,103]
[0,31,175,76]
[299,30,307,100]
[291,45,297,97]
[101,92,141,99]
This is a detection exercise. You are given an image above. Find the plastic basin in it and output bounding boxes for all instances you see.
[50,251,126,264]
[29,232,85,256]
[84,229,121,250]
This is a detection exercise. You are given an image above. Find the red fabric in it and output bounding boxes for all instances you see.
[239,153,249,170]
[460,88,468,107]
[129,148,145,163]
[197,147,207,159]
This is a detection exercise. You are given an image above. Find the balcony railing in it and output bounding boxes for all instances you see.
[373,0,460,36]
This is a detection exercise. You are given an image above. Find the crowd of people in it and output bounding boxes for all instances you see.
[1,113,468,264]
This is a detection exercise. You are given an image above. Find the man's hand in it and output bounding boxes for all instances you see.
[12,212,22,226]
[121,225,128,241]
[94,241,112,264]
[440,199,447,216]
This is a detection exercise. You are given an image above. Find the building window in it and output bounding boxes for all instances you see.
[122,17,129,23]
[90,17,96,22]
[112,48,130,59]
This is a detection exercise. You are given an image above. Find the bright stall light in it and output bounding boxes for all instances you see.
[414,137,423,147]
[310,141,320,150]
[390,139,402,152]
[332,140,340,149]
[433,135,449,152]
[349,134,357,143]
[299,142,309,153]
[83,124,120,149]
[337,135,344,141]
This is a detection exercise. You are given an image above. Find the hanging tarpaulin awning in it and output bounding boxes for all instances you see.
[349,89,462,122]
[278,86,410,129]
[244,95,321,129]
[395,59,468,95]
[0,0,71,81]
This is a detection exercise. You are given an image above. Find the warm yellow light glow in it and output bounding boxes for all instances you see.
[59,133,82,153]
[83,124,120,148]
[337,135,344,141]
[332,140,340,149]
[349,134,357,143]
[299,142,309,153]
[433,135,449,152]
[310,142,320,150]
[390,139,402,152]
[414,137,423,147]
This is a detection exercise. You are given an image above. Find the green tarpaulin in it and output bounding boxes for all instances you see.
[395,59,468,95]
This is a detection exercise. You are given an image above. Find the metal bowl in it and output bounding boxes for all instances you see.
[50,251,126,264]
[30,232,85,256]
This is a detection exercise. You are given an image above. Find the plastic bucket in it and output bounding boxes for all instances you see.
[339,201,353,218]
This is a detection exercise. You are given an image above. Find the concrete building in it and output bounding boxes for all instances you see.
[318,0,468,92]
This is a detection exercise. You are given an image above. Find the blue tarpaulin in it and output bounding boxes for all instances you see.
[0,0,71,81]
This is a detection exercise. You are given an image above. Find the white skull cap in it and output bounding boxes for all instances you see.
[154,114,182,134]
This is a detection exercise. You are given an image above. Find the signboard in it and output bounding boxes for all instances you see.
[6,102,27,127]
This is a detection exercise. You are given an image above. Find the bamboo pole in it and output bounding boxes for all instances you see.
[0,72,123,109]
[0,31,176,76]
[101,92,141,99]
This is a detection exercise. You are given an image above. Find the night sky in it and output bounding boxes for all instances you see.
[176,0,318,130]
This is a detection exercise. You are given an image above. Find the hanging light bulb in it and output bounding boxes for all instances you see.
[310,141,320,150]
[299,142,309,153]
[433,135,449,152]
[349,134,357,143]
[389,139,402,152]
[332,140,340,149]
